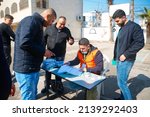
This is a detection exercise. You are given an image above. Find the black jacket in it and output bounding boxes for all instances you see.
[13,13,45,73]
[0,22,15,46]
[44,24,72,57]
[114,20,145,61]
[0,33,12,99]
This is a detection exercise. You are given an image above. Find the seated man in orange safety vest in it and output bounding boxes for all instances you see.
[66,38,104,99]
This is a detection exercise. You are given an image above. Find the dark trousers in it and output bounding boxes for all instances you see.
[44,56,64,87]
[45,71,62,87]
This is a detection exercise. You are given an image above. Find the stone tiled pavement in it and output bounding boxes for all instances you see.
[9,41,150,100]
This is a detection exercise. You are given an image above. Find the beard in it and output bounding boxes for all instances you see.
[118,22,125,27]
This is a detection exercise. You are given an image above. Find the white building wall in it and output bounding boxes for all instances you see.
[49,0,83,40]
[30,0,48,14]
[82,27,110,41]
[101,13,110,27]
[82,12,110,41]
[0,0,32,23]
[0,0,83,40]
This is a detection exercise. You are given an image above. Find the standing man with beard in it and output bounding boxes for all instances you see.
[112,9,144,100]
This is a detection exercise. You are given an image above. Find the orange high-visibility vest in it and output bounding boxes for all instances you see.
[77,49,98,68]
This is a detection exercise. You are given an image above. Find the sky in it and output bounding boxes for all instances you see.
[83,0,150,17]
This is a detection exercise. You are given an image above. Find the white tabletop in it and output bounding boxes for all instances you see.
[49,68,106,90]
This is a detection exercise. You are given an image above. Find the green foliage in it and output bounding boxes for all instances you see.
[139,7,150,22]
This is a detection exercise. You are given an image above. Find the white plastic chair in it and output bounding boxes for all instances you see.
[100,54,110,96]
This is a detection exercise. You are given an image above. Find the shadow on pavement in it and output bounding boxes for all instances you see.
[36,87,85,100]
[104,74,150,100]
[128,74,150,100]
[103,75,120,99]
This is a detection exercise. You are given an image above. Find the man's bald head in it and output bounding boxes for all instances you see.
[56,16,67,29]
[41,8,57,27]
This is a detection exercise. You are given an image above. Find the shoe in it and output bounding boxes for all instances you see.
[114,97,122,100]
[51,81,64,94]
[41,86,50,94]
[57,83,64,94]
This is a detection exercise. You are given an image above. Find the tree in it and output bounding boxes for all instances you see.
[107,0,114,42]
[130,0,134,21]
[139,7,150,43]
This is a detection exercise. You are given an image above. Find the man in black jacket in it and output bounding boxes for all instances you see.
[41,16,74,94]
[0,14,15,67]
[112,9,144,100]
[0,33,15,100]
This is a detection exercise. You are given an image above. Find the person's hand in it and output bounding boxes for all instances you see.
[44,49,55,58]
[80,67,87,72]
[10,83,15,96]
[68,37,74,45]
[119,54,126,61]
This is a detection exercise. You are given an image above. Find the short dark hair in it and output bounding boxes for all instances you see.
[112,9,126,19]
[59,16,66,20]
[51,8,57,19]
[79,38,90,45]
[5,14,14,20]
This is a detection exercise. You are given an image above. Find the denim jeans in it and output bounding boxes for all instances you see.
[116,61,134,100]
[15,72,39,100]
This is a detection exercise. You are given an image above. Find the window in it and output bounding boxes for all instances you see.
[42,0,46,8]
[36,0,47,9]
[0,10,4,18]
[5,7,10,15]
[19,0,28,10]
[36,0,40,8]
[11,2,18,14]
[0,0,3,6]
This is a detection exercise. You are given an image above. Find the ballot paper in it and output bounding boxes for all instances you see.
[58,65,82,76]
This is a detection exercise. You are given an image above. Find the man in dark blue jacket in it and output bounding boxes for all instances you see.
[112,9,144,100]
[13,8,57,100]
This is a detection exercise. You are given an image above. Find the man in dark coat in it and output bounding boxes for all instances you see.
[0,33,15,100]
[13,8,57,100]
[0,14,15,67]
[112,9,144,100]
